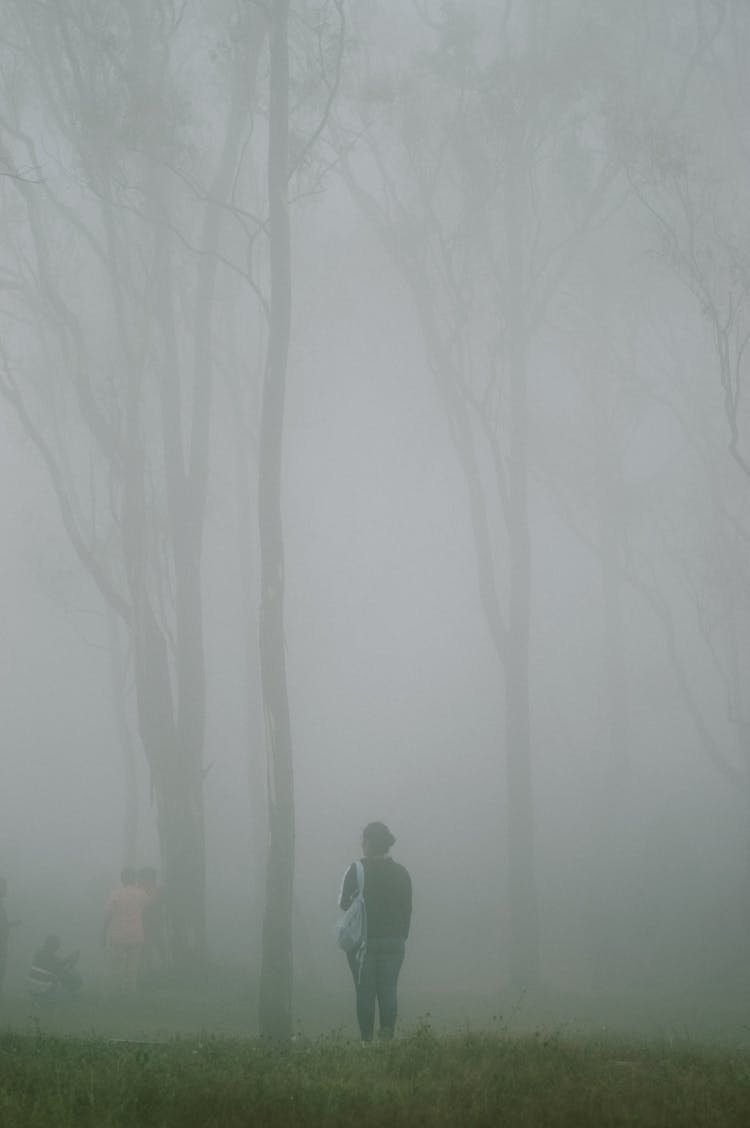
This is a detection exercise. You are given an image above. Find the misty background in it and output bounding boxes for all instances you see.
[1,0,750,1039]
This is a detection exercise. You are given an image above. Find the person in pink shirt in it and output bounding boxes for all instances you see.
[102,867,150,996]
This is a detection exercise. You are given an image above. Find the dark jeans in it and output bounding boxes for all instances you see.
[347,937,405,1043]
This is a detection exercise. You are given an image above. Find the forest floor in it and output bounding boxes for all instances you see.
[2,980,750,1124]
[1,976,750,1047]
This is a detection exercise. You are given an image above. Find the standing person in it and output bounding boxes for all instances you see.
[339,822,412,1043]
[0,877,21,998]
[102,867,149,997]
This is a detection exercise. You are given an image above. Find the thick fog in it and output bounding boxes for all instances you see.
[1,0,750,1041]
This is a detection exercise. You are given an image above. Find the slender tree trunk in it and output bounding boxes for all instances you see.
[150,202,209,968]
[222,13,270,929]
[710,472,750,930]
[595,422,630,780]
[504,121,540,990]
[106,604,138,866]
[172,541,208,965]
[227,378,268,912]
[588,409,630,989]
[258,0,295,1041]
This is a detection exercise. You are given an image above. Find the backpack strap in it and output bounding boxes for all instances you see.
[354,860,367,977]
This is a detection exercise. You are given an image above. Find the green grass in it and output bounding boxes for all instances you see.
[2,1024,750,1126]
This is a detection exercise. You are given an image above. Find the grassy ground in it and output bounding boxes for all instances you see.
[2,1023,750,1126]
[3,983,750,1126]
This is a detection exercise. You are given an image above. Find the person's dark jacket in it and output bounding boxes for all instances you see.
[339,857,412,940]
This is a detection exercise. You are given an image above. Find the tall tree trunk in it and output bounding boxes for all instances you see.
[172,541,209,965]
[258,0,295,1041]
[595,419,630,781]
[504,122,540,989]
[227,374,268,914]
[150,200,210,967]
[223,12,270,930]
[588,405,630,989]
[106,604,138,866]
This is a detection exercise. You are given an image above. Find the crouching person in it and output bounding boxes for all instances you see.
[28,935,82,999]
